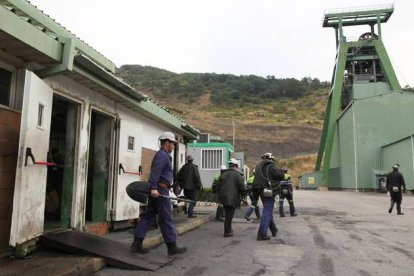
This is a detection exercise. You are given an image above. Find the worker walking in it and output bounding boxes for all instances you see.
[131,131,186,255]
[216,158,245,237]
[176,155,203,218]
[212,165,226,221]
[244,170,261,221]
[279,166,297,217]
[253,153,284,241]
[386,163,406,215]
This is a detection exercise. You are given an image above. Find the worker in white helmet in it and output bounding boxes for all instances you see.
[132,131,187,255]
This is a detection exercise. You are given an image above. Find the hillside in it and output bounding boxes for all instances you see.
[116,65,329,181]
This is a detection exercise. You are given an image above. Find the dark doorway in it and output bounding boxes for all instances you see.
[44,95,79,231]
[86,110,114,222]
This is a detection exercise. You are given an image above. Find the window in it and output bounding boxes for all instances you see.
[201,149,223,170]
[128,136,135,151]
[0,67,12,106]
[37,104,44,127]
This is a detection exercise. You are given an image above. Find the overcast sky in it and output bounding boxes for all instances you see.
[29,0,414,86]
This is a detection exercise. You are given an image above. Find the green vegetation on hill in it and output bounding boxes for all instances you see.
[117,65,330,105]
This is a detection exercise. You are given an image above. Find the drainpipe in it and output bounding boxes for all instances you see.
[35,36,75,77]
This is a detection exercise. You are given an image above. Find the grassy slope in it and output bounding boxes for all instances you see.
[149,89,327,183]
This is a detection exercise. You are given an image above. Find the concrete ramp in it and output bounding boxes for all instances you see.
[39,230,173,271]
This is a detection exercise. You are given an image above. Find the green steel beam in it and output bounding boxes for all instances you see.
[0,5,62,61]
[323,5,393,28]
[347,55,379,61]
[374,40,401,90]
[315,94,332,171]
[36,37,75,77]
[320,43,348,187]
[5,0,116,73]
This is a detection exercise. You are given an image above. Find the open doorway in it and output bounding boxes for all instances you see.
[86,110,114,223]
[44,95,79,231]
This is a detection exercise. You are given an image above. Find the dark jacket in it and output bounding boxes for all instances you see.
[386,170,406,193]
[176,162,202,191]
[217,169,245,208]
[253,160,284,189]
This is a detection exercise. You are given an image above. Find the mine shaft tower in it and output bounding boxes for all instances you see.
[315,5,400,187]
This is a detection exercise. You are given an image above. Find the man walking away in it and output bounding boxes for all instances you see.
[253,153,284,241]
[217,158,245,237]
[131,131,187,255]
[176,155,203,218]
[279,166,297,217]
[386,163,406,215]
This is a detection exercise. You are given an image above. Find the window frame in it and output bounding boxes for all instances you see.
[127,135,135,152]
[200,148,224,170]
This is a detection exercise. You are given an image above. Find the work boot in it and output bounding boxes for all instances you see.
[257,233,271,241]
[188,214,197,218]
[244,215,251,222]
[224,231,234,237]
[131,237,149,254]
[269,222,278,237]
[166,242,187,255]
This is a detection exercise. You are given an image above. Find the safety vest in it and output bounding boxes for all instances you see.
[247,175,255,186]
[284,173,291,181]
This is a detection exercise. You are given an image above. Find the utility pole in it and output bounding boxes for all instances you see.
[232,120,235,149]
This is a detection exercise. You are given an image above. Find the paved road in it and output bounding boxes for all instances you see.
[96,191,414,276]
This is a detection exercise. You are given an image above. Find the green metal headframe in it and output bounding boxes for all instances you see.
[315,5,400,187]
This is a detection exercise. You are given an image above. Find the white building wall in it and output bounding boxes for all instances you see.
[43,75,185,227]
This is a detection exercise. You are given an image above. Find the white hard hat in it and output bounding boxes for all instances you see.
[262,152,274,160]
[158,131,177,143]
[228,158,238,165]
[220,165,227,170]
[392,163,400,169]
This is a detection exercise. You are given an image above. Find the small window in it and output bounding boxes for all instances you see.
[180,153,184,163]
[37,104,44,127]
[201,149,223,170]
[128,136,135,151]
[0,68,12,106]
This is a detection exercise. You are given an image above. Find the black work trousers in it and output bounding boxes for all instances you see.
[223,205,236,234]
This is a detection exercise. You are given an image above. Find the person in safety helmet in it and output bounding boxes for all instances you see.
[131,131,187,255]
[278,166,297,217]
[176,155,203,218]
[216,158,245,237]
[253,153,284,240]
[386,163,406,215]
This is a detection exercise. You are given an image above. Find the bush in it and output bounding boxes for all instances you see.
[197,188,218,203]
